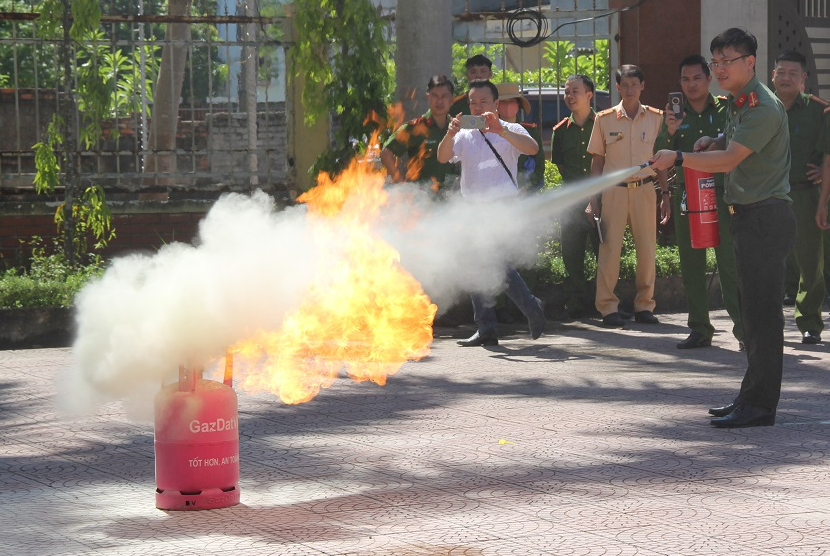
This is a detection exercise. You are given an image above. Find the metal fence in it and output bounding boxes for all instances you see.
[0,1,288,197]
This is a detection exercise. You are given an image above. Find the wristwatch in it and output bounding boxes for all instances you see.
[500,127,508,137]
[675,150,684,166]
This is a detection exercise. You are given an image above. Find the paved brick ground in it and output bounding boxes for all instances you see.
[1,308,829,556]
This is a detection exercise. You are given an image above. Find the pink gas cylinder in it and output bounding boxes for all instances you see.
[154,355,240,510]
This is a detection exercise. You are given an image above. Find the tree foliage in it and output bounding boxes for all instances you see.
[450,40,611,91]
[291,0,391,177]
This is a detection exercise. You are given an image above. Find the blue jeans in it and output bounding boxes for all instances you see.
[471,268,538,338]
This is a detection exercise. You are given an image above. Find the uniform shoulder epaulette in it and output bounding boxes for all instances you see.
[646,105,663,115]
[716,95,728,101]
[406,116,427,126]
[552,117,569,131]
[809,94,829,107]
[453,92,467,103]
[520,121,537,129]
[596,107,616,117]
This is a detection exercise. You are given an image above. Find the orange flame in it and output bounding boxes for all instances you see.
[232,141,437,405]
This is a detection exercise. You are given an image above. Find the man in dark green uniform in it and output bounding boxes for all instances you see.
[449,54,492,117]
[381,75,458,194]
[550,74,600,318]
[772,50,827,344]
[496,82,545,191]
[655,54,744,350]
[651,28,796,429]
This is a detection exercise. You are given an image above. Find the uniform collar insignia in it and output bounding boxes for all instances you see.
[748,91,759,108]
[735,93,748,108]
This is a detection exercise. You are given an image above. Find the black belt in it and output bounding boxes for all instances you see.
[789,181,819,191]
[727,197,787,215]
[616,176,655,188]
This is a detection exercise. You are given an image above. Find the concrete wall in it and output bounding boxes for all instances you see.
[701,0,770,96]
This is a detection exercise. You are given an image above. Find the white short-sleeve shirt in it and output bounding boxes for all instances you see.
[451,120,530,201]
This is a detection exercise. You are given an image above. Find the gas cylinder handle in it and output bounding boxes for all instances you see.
[224,349,233,387]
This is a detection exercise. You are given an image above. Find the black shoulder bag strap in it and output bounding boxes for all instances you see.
[479,129,517,188]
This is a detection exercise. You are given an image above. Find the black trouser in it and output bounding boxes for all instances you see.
[731,200,796,411]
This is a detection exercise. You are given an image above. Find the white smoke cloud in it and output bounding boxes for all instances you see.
[61,166,639,414]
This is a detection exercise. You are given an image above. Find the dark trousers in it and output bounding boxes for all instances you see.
[471,268,538,338]
[790,187,826,333]
[560,204,600,313]
[673,187,743,341]
[731,201,796,411]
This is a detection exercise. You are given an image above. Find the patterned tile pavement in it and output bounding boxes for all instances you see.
[1,307,829,556]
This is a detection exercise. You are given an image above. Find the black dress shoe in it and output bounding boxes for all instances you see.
[528,297,546,340]
[457,332,498,347]
[708,400,739,417]
[677,331,712,349]
[710,403,775,428]
[634,310,659,324]
[602,312,626,328]
[802,331,821,344]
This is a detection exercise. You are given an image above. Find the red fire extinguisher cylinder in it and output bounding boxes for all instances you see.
[683,167,720,249]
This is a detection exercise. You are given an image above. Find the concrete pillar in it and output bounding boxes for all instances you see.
[394,0,452,120]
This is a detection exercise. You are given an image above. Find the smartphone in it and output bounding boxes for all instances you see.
[668,92,684,119]
[459,115,487,129]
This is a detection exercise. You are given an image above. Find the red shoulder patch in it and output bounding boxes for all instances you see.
[810,94,830,107]
[735,93,748,108]
[406,116,425,126]
[552,117,569,131]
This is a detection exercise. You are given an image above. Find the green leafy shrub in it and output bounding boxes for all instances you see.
[0,239,103,308]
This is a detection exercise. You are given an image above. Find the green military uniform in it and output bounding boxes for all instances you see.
[518,121,545,191]
[550,111,600,315]
[383,113,458,191]
[449,92,470,117]
[781,92,828,333]
[655,93,743,341]
[721,74,795,412]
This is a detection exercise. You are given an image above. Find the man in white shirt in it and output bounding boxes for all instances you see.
[437,80,546,347]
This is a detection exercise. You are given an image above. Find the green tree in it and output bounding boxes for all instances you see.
[291,0,391,178]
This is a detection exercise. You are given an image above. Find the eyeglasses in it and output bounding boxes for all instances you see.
[707,55,750,70]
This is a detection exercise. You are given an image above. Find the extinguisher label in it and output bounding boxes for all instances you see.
[697,176,718,224]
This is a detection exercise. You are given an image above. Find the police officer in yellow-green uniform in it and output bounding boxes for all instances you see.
[771,50,827,344]
[587,64,670,328]
[449,54,492,117]
[551,75,600,318]
[381,75,458,193]
[495,82,545,191]
[652,28,796,429]
[654,54,743,350]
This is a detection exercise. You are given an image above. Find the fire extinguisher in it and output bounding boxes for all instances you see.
[154,352,240,510]
[683,167,720,248]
